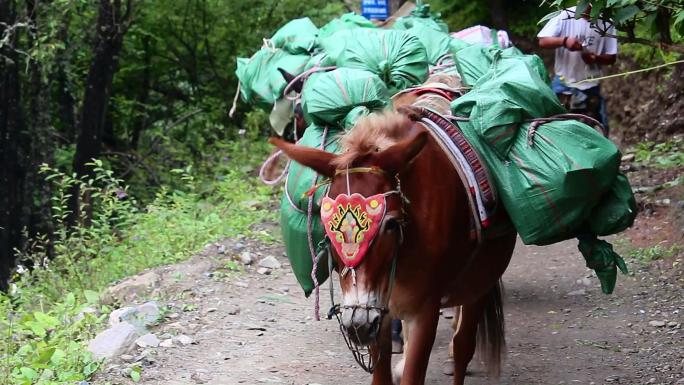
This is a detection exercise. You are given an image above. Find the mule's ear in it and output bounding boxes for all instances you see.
[278,68,304,94]
[269,137,336,177]
[375,131,428,175]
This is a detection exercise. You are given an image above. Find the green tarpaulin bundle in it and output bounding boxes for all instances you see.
[318,12,377,39]
[269,17,319,55]
[316,28,374,63]
[586,173,637,236]
[236,48,310,108]
[452,57,563,157]
[457,118,622,246]
[452,56,631,246]
[301,68,390,129]
[403,23,453,65]
[280,125,341,296]
[392,2,448,33]
[304,52,335,71]
[450,48,636,293]
[455,45,549,87]
[335,29,429,95]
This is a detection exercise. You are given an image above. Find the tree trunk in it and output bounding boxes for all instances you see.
[55,11,77,143]
[489,0,507,29]
[25,0,56,258]
[389,0,406,14]
[69,0,131,226]
[0,0,27,290]
[131,36,152,149]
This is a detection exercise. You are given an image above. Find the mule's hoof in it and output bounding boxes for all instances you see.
[392,339,403,354]
[442,358,455,376]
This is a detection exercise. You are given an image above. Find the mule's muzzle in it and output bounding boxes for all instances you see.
[340,306,383,346]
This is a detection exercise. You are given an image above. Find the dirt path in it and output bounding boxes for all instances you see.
[96,235,683,385]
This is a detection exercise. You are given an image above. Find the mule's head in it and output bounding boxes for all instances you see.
[271,113,427,346]
[277,68,307,138]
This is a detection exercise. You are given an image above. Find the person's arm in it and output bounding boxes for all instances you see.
[538,36,583,51]
[581,52,617,65]
[587,21,618,66]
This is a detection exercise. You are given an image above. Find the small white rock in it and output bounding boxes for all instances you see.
[257,267,271,275]
[159,339,174,348]
[239,251,253,265]
[176,334,195,345]
[87,322,139,359]
[648,320,666,327]
[108,307,134,327]
[120,354,135,362]
[258,256,281,269]
[135,333,160,348]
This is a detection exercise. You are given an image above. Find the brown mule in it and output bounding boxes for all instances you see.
[271,110,516,385]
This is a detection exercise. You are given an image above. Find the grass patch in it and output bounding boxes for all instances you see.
[630,137,684,169]
[626,244,681,265]
[0,139,276,384]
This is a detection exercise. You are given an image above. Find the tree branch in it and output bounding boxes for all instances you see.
[605,33,684,54]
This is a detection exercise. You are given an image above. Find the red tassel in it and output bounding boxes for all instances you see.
[304,185,319,197]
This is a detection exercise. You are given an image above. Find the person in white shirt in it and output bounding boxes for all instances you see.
[538,5,617,133]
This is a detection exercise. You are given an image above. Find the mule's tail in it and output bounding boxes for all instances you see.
[476,279,506,377]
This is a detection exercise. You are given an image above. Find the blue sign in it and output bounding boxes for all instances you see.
[361,0,389,21]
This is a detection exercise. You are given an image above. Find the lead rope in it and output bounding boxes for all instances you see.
[307,125,329,321]
[228,82,241,118]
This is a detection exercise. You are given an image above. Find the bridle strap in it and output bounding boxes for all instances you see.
[335,167,386,177]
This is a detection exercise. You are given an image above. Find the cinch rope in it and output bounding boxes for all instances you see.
[283,66,337,99]
[308,125,329,321]
[258,149,289,185]
[575,59,684,85]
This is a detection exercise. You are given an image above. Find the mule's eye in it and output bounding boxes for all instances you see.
[385,218,399,232]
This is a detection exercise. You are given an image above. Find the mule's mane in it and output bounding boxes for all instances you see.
[332,111,411,168]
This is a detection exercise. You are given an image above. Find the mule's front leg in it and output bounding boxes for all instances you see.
[400,302,440,385]
[371,317,393,385]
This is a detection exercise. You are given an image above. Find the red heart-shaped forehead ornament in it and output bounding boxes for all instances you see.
[320,193,387,268]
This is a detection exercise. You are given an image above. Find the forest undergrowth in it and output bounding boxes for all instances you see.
[0,140,275,385]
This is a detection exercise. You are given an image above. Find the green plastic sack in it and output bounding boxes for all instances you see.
[270,17,319,55]
[501,47,549,82]
[393,16,449,33]
[302,68,390,129]
[452,58,563,157]
[281,125,341,296]
[404,23,452,65]
[586,173,637,236]
[392,3,448,33]
[318,12,376,39]
[305,52,335,71]
[456,119,621,246]
[455,45,549,87]
[236,48,310,108]
[317,29,374,64]
[336,29,429,95]
[578,235,629,294]
[449,37,471,53]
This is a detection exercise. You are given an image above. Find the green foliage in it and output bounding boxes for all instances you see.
[433,0,554,37]
[1,141,274,384]
[626,244,681,263]
[631,137,684,168]
[540,0,684,56]
[106,0,347,200]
